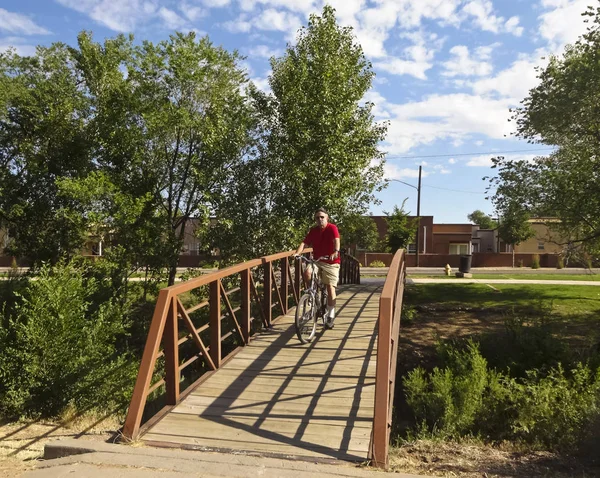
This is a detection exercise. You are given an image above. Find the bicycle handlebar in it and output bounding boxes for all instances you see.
[296,255,330,263]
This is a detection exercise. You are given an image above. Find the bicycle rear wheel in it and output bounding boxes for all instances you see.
[295,293,317,344]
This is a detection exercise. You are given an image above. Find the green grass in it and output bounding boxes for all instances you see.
[405,282,600,317]
[409,273,600,281]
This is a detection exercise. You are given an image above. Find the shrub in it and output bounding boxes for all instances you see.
[401,306,417,326]
[369,260,386,267]
[531,254,540,269]
[0,260,137,418]
[402,337,600,451]
[404,340,489,438]
[556,256,564,269]
[517,259,524,268]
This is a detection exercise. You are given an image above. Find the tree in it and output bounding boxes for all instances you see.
[71,31,254,284]
[489,4,600,259]
[497,203,535,267]
[385,200,416,253]
[337,214,380,255]
[467,210,497,229]
[0,45,93,264]
[212,5,387,260]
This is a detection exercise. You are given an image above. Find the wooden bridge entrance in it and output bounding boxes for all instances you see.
[122,249,405,468]
[142,283,380,461]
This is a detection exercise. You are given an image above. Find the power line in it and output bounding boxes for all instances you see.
[423,184,487,195]
[385,148,555,160]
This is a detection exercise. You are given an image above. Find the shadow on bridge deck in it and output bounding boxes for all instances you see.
[142,283,383,463]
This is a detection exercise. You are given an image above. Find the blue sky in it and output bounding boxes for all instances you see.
[0,0,590,223]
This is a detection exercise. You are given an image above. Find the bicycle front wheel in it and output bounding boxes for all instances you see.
[295,293,317,344]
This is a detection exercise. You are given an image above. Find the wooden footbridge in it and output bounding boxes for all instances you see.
[122,249,406,468]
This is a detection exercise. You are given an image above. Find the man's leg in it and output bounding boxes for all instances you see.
[327,284,336,308]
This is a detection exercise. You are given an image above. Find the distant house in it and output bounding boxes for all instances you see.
[507,218,564,254]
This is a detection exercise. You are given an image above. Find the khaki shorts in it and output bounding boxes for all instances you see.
[316,262,340,288]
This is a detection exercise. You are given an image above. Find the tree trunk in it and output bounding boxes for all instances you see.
[168,263,177,286]
[512,247,515,268]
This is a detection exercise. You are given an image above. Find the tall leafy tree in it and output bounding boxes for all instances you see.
[337,214,380,255]
[385,200,416,253]
[497,203,535,267]
[72,32,254,284]
[467,210,497,229]
[489,4,600,259]
[0,45,92,264]
[213,5,387,260]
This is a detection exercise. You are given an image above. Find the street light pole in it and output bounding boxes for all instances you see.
[389,164,422,266]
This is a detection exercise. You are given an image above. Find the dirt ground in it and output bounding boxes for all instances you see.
[390,303,600,478]
[0,415,121,478]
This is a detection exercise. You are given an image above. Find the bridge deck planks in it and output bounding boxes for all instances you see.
[142,283,382,462]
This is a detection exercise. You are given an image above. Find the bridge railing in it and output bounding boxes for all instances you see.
[122,248,360,440]
[370,248,406,468]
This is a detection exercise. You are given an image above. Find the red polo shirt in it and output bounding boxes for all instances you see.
[303,223,340,264]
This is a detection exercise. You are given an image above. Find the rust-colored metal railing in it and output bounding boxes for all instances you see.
[122,249,309,440]
[339,252,361,285]
[122,248,363,440]
[370,248,406,468]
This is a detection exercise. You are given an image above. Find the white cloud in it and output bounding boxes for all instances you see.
[466,153,538,167]
[254,8,302,32]
[158,7,189,29]
[251,75,271,92]
[472,55,542,100]
[460,0,523,36]
[202,0,231,7]
[56,0,158,32]
[373,30,442,79]
[504,16,523,37]
[248,44,280,59]
[0,36,37,56]
[538,0,590,53]
[180,2,205,21]
[442,45,494,77]
[380,93,516,154]
[384,164,428,181]
[448,158,457,164]
[223,15,252,33]
[0,8,50,35]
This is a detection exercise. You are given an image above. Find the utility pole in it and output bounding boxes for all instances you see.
[416,165,422,267]
[388,165,422,266]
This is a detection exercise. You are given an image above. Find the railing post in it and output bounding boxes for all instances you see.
[263,261,272,327]
[164,296,180,405]
[372,295,392,468]
[294,256,302,302]
[240,269,251,344]
[210,280,221,368]
[122,290,171,439]
[280,257,288,314]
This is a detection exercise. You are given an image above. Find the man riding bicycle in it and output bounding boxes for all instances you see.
[295,207,340,327]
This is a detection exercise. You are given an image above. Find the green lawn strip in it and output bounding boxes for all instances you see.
[408,273,600,281]
[405,282,600,316]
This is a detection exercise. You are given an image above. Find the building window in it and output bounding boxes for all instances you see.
[407,243,416,253]
[538,242,545,250]
[449,243,469,255]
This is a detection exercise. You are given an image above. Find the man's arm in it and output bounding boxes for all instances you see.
[331,237,341,260]
[295,242,306,256]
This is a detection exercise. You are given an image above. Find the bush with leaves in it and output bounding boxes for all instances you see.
[402,336,600,450]
[0,260,137,418]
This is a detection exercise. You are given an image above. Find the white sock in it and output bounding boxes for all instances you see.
[327,306,335,318]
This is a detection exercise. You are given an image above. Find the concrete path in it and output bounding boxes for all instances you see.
[407,278,600,286]
[23,439,432,478]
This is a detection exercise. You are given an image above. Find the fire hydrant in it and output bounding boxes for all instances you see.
[444,264,452,276]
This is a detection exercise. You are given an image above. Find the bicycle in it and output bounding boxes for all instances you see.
[294,255,332,344]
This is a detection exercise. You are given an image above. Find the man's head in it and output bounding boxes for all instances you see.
[314,208,329,229]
